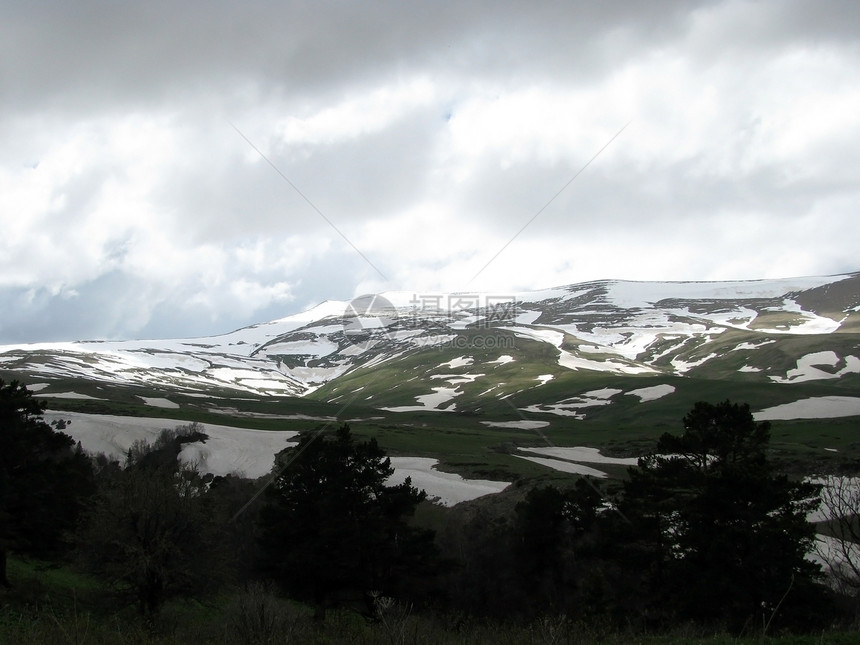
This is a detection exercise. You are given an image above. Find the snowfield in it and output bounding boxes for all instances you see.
[45,412,510,504]
[755,397,860,420]
[2,272,856,399]
[481,420,550,430]
[514,455,611,478]
[43,411,299,478]
[626,384,675,402]
[769,352,860,384]
[514,446,640,478]
[139,396,180,408]
[519,446,639,466]
[520,388,622,418]
[387,457,510,507]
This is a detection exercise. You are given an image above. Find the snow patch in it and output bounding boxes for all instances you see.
[770,352,860,384]
[439,356,473,369]
[42,411,298,478]
[383,386,461,412]
[520,389,621,418]
[520,446,639,466]
[514,455,610,478]
[626,384,675,402]
[139,396,179,409]
[671,352,718,374]
[387,457,509,506]
[583,388,622,399]
[755,397,860,420]
[481,420,550,430]
[604,276,844,309]
[38,391,104,400]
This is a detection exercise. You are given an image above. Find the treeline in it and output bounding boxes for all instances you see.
[1,379,857,640]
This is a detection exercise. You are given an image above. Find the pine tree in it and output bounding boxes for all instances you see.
[256,425,436,619]
[621,400,825,631]
[0,380,93,586]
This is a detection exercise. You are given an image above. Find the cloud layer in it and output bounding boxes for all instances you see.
[2,1,859,342]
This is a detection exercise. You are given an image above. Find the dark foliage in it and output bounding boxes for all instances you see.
[256,424,438,619]
[618,400,828,632]
[0,380,94,586]
[76,425,226,616]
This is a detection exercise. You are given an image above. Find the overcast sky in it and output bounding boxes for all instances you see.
[1,1,858,344]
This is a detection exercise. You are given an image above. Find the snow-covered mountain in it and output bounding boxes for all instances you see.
[1,272,858,413]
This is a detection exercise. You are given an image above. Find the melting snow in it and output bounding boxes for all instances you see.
[383,386,461,412]
[387,457,509,506]
[38,392,104,400]
[626,384,675,402]
[520,389,621,418]
[770,352,860,384]
[514,455,609,478]
[42,411,298,478]
[733,340,776,351]
[583,388,622,399]
[604,276,845,309]
[439,356,473,369]
[671,352,718,374]
[520,446,639,466]
[514,309,543,325]
[755,396,860,420]
[558,348,656,374]
[431,373,485,385]
[42,411,511,498]
[139,397,180,409]
[481,420,550,430]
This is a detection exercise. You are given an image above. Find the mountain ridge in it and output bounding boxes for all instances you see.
[1,271,858,417]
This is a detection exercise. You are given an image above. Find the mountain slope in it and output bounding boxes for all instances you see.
[1,272,858,421]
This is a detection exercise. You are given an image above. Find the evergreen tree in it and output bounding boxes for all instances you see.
[256,425,437,619]
[76,425,223,615]
[512,479,603,617]
[620,400,825,631]
[0,380,93,586]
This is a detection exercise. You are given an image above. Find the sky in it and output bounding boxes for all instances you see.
[1,1,859,344]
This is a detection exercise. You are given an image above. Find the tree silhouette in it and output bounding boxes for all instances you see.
[76,425,223,615]
[0,380,93,587]
[256,425,436,619]
[621,400,825,631]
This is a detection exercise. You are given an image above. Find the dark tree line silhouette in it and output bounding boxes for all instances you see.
[0,381,848,634]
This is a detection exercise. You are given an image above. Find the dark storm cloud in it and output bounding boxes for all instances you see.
[1,1,859,343]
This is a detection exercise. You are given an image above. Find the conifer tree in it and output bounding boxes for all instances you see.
[0,380,93,586]
[621,400,824,631]
[257,425,436,619]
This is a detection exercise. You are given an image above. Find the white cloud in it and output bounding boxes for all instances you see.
[1,0,858,343]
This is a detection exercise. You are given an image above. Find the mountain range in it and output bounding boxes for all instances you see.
[1,271,859,483]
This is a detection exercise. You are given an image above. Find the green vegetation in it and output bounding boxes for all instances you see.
[257,425,437,620]
[4,381,860,643]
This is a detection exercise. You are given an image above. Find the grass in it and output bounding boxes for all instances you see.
[14,367,858,484]
[3,557,859,645]
[5,328,860,485]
